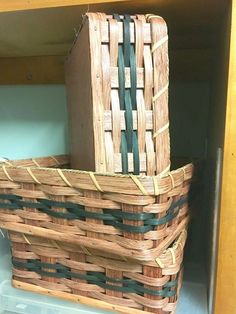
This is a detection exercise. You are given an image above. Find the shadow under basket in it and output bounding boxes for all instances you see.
[0,155,193,313]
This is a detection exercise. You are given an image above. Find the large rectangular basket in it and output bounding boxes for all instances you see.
[0,155,193,313]
[9,228,187,314]
[65,13,170,175]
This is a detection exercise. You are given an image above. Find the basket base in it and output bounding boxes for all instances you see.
[12,280,176,314]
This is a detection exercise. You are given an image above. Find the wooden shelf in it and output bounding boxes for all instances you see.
[0,0,226,84]
[0,0,226,57]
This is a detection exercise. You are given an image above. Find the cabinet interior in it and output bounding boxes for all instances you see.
[0,1,231,313]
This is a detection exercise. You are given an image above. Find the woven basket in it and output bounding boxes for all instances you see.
[65,13,170,175]
[0,155,192,313]
[9,229,186,314]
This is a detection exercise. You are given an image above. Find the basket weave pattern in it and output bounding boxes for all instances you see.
[0,155,193,313]
[10,229,186,313]
[66,13,170,175]
[0,13,192,314]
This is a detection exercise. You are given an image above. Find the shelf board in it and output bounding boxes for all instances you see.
[0,0,227,58]
[0,0,225,84]
[0,56,65,84]
[0,0,227,84]
[0,0,226,16]
[0,0,128,12]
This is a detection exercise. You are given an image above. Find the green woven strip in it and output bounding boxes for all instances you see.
[120,132,129,174]
[12,258,177,297]
[132,131,140,175]
[123,15,131,66]
[113,14,139,174]
[123,16,133,152]
[130,44,137,109]
[0,194,188,233]
[124,90,133,151]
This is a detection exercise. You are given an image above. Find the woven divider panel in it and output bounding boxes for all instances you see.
[88,13,170,175]
[9,230,186,313]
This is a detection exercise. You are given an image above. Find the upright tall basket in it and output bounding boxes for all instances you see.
[66,13,170,175]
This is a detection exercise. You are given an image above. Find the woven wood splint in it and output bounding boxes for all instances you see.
[0,155,192,313]
[66,13,170,175]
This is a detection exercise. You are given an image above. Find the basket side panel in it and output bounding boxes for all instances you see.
[65,19,95,171]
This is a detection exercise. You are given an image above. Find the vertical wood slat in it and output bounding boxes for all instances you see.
[109,19,121,154]
[84,190,103,239]
[148,15,170,176]
[168,194,179,306]
[143,44,153,109]
[22,183,40,227]
[140,14,156,175]
[144,194,169,314]
[122,203,144,309]
[106,17,120,170]
[87,13,106,172]
[135,18,146,169]
[105,17,124,297]
[69,251,88,297]
[41,194,67,284]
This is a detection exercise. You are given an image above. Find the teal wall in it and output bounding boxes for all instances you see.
[0,83,209,161]
[0,85,68,160]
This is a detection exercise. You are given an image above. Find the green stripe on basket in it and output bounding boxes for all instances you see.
[124,90,133,151]
[12,258,178,297]
[124,14,137,109]
[132,131,140,175]
[113,14,140,174]
[0,194,188,233]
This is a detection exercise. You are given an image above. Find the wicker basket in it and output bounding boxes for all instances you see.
[9,229,186,314]
[0,155,193,313]
[65,13,170,176]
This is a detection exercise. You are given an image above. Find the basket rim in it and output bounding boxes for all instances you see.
[0,154,193,196]
[0,154,193,179]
